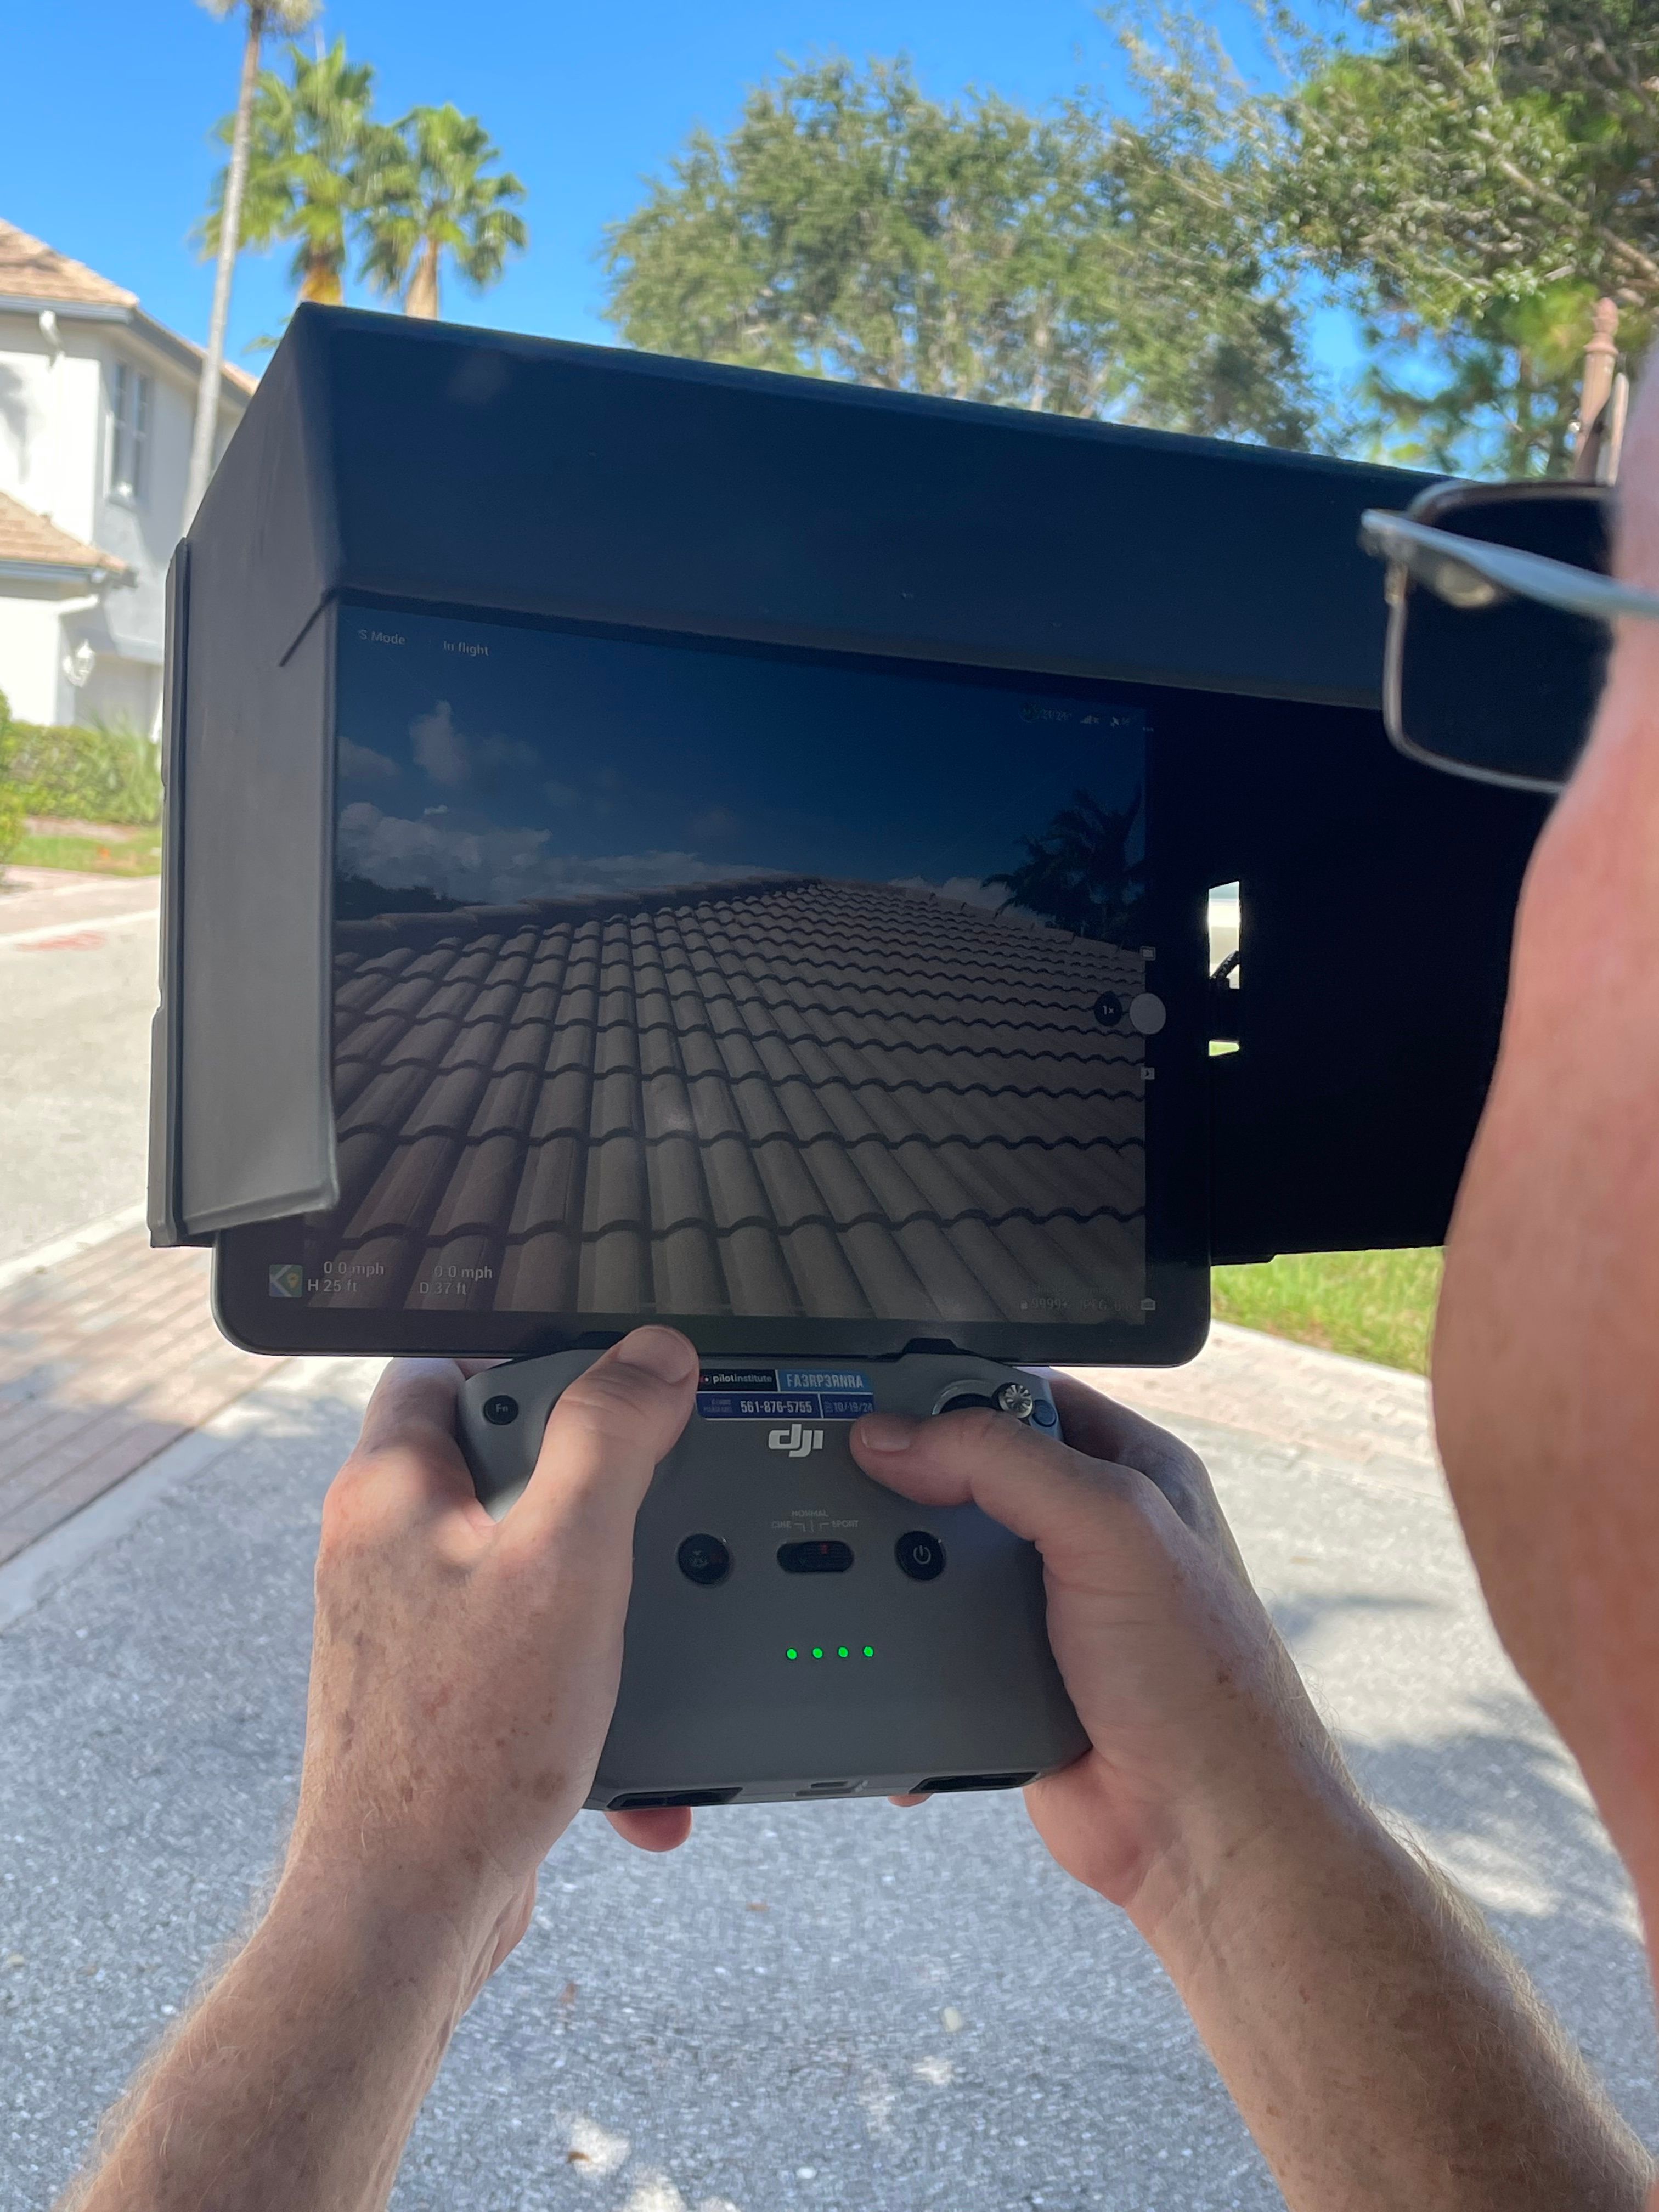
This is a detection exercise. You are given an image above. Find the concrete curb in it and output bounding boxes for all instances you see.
[0,908,157,950]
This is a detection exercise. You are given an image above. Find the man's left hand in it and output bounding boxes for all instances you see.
[283,1328,699,2011]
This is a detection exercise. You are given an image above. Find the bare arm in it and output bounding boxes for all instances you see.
[58,1330,701,2212]
[855,1381,1652,2212]
[1138,1756,1645,2209]
[60,1876,472,2212]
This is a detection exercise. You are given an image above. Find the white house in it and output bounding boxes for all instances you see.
[0,218,252,734]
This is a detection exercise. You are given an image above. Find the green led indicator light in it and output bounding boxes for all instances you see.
[838,1646,850,1658]
[811,1646,824,1660]
[864,1646,876,1657]
[785,1648,797,1660]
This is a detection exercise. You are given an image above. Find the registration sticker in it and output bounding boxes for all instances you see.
[697,1392,821,1421]
[776,1367,872,1393]
[695,1365,877,1421]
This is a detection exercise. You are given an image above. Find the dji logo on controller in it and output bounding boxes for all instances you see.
[768,1423,823,1459]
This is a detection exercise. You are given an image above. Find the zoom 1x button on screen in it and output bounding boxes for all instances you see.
[896,1531,946,1582]
[677,1534,731,1586]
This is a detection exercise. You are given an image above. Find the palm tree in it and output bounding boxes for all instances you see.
[187,0,319,524]
[363,105,528,320]
[207,38,388,309]
[985,789,1147,943]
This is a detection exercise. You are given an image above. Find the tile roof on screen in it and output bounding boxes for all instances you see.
[0,488,127,575]
[323,876,1147,1325]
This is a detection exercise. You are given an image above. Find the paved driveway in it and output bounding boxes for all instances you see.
[0,870,159,1265]
[2,1351,1652,2211]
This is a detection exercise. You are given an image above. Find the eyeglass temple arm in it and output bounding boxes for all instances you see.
[1359,511,1659,628]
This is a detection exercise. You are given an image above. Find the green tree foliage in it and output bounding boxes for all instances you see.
[5,720,162,827]
[0,691,25,873]
[1274,0,1659,472]
[205,37,396,308]
[362,105,528,319]
[201,45,526,331]
[601,55,1319,445]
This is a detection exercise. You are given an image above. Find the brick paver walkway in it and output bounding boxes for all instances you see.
[0,1228,283,1566]
[1089,1320,1437,1481]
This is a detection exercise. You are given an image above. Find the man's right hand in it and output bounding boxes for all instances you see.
[850,1378,1344,1924]
[851,1378,1653,2212]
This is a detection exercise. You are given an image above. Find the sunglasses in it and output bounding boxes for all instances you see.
[1360,480,1659,794]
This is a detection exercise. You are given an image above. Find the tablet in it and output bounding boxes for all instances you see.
[214,599,1208,1362]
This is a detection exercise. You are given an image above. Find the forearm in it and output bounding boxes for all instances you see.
[1133,1765,1652,2212]
[59,1870,471,2212]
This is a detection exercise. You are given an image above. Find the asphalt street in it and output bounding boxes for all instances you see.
[0,872,159,1263]
[2,1361,1654,2212]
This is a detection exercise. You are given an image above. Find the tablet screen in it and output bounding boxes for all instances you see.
[239,600,1182,1350]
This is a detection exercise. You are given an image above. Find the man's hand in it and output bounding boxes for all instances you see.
[287,1329,700,1991]
[60,1327,698,2212]
[851,1377,1338,1922]
[852,1378,1651,2212]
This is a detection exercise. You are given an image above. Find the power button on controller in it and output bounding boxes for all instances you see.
[895,1530,946,1582]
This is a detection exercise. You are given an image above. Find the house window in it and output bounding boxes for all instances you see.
[109,362,151,503]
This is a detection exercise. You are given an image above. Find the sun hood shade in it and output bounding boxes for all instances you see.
[149,304,1549,1265]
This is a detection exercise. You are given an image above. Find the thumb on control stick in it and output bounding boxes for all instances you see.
[853,1377,1251,1582]
[852,1392,1161,1577]
[501,1327,698,1549]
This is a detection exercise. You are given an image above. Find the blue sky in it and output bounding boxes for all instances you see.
[4,0,1294,369]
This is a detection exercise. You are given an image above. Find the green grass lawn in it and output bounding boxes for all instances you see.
[9,823,162,875]
[1212,1247,1443,1375]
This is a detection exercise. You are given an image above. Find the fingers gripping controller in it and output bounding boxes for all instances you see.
[457,1353,1085,1809]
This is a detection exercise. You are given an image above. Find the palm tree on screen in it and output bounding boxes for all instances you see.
[985,789,1147,943]
[187,0,319,522]
[363,105,528,320]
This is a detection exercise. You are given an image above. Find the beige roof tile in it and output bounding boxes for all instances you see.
[0,218,137,308]
[0,489,127,574]
[0,218,257,397]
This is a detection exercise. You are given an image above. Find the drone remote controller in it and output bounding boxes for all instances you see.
[458,1351,1088,1810]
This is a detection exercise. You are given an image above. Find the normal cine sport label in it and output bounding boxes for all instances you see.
[695,1367,876,1421]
